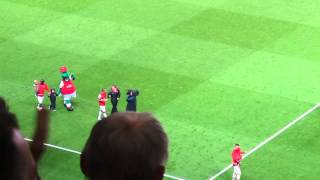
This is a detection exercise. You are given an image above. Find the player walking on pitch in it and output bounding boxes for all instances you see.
[232,144,245,180]
[36,80,49,110]
[97,88,108,120]
[108,85,120,114]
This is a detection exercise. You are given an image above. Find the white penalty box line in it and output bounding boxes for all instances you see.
[24,138,185,180]
[209,103,320,180]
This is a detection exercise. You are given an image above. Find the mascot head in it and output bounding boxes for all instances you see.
[60,66,67,73]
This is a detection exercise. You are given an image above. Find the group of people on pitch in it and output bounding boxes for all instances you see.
[33,66,77,111]
[97,86,140,120]
[33,66,140,117]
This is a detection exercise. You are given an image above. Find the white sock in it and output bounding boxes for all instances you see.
[236,175,240,180]
[232,173,236,180]
[98,111,102,120]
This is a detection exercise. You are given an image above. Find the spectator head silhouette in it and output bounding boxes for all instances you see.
[0,97,49,180]
[81,112,168,180]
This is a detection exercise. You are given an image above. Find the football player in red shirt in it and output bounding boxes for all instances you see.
[232,144,245,180]
[97,88,108,120]
[36,80,49,110]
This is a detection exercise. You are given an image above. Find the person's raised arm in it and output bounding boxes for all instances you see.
[30,109,50,163]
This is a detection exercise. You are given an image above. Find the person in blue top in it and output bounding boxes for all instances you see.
[126,89,139,112]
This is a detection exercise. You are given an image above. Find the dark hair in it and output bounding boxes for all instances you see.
[81,112,168,180]
[235,144,240,146]
[0,111,21,179]
[0,97,9,112]
[126,89,139,96]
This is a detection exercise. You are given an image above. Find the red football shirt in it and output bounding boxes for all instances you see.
[37,84,49,97]
[232,147,244,165]
[60,80,76,95]
[98,91,107,106]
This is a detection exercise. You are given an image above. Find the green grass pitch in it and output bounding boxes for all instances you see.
[1,0,320,179]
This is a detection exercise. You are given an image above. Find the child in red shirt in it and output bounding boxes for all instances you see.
[36,80,49,110]
[97,88,107,120]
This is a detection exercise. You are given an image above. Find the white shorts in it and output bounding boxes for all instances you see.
[99,106,106,113]
[37,96,44,104]
[233,165,241,175]
[63,91,77,100]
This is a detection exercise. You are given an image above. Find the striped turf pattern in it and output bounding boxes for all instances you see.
[0,0,320,179]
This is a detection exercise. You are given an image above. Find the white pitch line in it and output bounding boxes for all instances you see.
[164,174,185,180]
[209,103,320,180]
[25,138,81,154]
[24,138,185,180]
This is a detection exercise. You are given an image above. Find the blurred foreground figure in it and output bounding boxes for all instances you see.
[81,112,168,180]
[0,97,50,180]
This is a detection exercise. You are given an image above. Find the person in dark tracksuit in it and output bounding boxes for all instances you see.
[108,85,121,114]
[49,88,58,111]
[126,89,139,112]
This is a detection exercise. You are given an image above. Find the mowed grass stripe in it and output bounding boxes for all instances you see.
[211,51,320,104]
[154,82,312,179]
[7,19,241,79]
[219,111,320,180]
[173,0,320,28]
[265,25,320,61]
[11,1,318,81]
[0,39,128,82]
[0,0,64,42]
[4,0,252,81]
[76,0,206,31]
[157,81,312,131]
[165,1,320,62]
[11,17,255,79]
[103,32,254,78]
[13,14,159,62]
[1,0,100,13]
[3,0,318,65]
[167,7,298,50]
